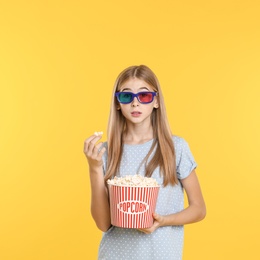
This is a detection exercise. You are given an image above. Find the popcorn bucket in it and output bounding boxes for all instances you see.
[108,184,160,228]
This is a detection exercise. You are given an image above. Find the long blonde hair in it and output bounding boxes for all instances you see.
[105,65,177,186]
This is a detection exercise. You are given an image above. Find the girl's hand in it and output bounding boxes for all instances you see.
[138,213,165,234]
[83,132,106,170]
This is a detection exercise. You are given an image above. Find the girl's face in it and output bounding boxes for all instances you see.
[117,78,159,126]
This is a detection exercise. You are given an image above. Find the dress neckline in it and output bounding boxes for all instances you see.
[123,138,154,147]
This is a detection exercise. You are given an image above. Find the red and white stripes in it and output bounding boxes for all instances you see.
[109,185,160,228]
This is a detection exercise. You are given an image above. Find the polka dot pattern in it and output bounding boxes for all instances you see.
[99,136,197,260]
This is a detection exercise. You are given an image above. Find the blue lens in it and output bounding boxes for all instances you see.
[118,93,133,103]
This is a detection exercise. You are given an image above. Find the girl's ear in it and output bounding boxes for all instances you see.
[116,100,121,110]
[154,99,159,109]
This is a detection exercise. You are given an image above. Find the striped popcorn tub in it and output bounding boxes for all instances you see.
[108,176,160,229]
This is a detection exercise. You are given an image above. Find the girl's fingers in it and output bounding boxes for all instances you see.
[84,135,101,150]
[96,146,106,161]
[92,141,104,157]
[83,132,104,156]
[87,138,98,154]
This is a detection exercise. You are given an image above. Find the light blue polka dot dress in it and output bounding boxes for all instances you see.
[98,136,197,260]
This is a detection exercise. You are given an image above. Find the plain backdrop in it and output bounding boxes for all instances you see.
[0,1,260,259]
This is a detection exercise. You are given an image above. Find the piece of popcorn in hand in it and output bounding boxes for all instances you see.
[94,131,103,136]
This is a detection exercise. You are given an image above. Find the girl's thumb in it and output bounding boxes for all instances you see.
[153,212,159,219]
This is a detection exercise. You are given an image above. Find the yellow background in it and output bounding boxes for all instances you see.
[1,0,259,259]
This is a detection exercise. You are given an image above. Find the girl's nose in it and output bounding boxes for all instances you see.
[131,97,139,106]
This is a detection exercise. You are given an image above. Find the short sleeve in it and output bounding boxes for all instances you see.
[174,136,197,180]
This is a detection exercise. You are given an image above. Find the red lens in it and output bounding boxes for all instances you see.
[138,92,153,103]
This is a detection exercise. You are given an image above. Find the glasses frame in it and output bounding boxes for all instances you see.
[115,91,158,104]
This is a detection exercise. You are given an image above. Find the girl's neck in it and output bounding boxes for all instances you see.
[123,126,154,145]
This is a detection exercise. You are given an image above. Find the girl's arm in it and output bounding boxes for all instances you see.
[139,170,206,233]
[84,134,111,232]
[163,169,206,225]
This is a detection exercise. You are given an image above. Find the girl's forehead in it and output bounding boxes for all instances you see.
[119,78,153,91]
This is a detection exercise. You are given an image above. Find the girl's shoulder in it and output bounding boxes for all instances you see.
[172,135,186,145]
[172,135,193,153]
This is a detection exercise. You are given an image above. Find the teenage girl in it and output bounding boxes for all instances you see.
[84,65,206,260]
